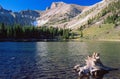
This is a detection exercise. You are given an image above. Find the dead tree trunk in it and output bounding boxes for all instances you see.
[73,52,118,79]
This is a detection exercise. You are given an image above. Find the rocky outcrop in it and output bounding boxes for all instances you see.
[50,2,65,9]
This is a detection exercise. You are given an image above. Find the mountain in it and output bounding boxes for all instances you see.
[71,0,120,40]
[0,6,42,25]
[0,2,86,26]
[36,0,119,29]
[34,2,86,27]
[0,0,119,30]
[63,0,120,29]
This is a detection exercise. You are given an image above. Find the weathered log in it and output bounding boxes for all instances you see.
[73,52,118,79]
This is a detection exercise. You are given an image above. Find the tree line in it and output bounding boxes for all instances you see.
[0,23,71,40]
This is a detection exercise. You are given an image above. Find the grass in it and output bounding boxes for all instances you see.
[71,23,120,41]
[83,24,114,39]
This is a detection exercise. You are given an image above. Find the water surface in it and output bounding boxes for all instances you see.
[0,42,120,79]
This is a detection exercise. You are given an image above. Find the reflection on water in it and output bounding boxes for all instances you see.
[0,42,120,79]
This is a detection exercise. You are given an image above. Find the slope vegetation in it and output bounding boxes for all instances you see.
[72,0,120,40]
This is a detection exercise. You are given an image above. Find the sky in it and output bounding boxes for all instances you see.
[0,0,102,12]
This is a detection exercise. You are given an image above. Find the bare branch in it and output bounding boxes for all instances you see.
[73,52,118,79]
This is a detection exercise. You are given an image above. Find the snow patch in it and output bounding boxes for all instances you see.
[33,19,49,26]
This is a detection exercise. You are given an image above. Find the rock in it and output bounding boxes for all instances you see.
[50,2,65,9]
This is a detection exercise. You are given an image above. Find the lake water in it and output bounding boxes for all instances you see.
[0,42,120,79]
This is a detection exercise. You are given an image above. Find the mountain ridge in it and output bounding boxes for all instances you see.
[0,2,87,27]
[0,0,119,30]
[68,0,120,29]
[35,2,87,27]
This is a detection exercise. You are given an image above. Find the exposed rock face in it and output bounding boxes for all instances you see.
[0,5,42,25]
[36,2,86,27]
[50,2,66,9]
[0,6,15,25]
[36,0,118,29]
[64,0,119,29]
[0,2,86,27]
[0,0,117,29]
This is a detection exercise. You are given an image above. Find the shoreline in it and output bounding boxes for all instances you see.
[0,38,120,42]
[0,39,59,42]
[98,39,120,42]
[67,38,120,42]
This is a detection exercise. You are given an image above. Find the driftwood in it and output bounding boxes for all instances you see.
[73,52,118,79]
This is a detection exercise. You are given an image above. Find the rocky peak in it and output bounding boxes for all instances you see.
[50,2,66,9]
[20,10,42,17]
[36,2,87,26]
[46,7,50,11]
[0,5,12,13]
[103,0,109,2]
[0,5,3,10]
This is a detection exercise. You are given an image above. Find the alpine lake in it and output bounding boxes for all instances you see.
[0,41,120,79]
